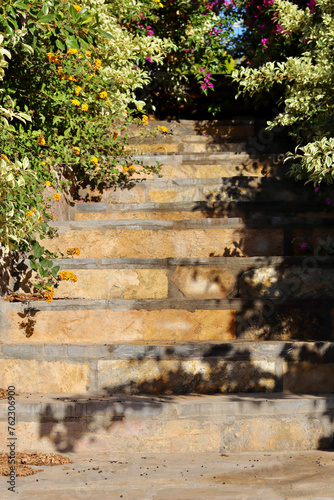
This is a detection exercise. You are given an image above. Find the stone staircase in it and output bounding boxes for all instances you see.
[1,119,334,454]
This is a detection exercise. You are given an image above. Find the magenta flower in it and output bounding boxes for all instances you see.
[200,83,207,90]
[326,198,332,205]
[200,67,205,73]
[146,56,153,63]
[261,38,269,49]
[300,242,309,252]
[314,187,321,194]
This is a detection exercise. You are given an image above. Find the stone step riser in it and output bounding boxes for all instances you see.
[1,299,333,345]
[126,162,284,180]
[78,178,332,205]
[125,140,287,155]
[74,200,333,222]
[1,393,334,453]
[43,226,285,259]
[123,121,257,137]
[0,342,333,395]
[12,259,334,301]
[42,221,334,259]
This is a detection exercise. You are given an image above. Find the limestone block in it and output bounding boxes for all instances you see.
[97,359,275,394]
[43,228,284,259]
[283,362,334,393]
[240,267,334,299]
[52,269,168,300]
[7,309,236,344]
[170,267,235,299]
[0,359,90,393]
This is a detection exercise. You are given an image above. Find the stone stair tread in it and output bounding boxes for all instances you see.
[52,217,334,230]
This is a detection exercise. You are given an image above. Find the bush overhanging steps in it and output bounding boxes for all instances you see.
[1,119,334,454]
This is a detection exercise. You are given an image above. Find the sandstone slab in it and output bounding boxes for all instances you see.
[6,309,236,344]
[170,267,235,299]
[0,359,89,393]
[43,228,284,259]
[97,359,275,394]
[52,269,168,300]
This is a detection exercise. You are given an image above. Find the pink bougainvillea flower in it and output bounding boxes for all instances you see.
[300,242,309,251]
[326,198,332,205]
[146,56,153,63]
[261,38,269,49]
[200,83,207,90]
[200,67,205,73]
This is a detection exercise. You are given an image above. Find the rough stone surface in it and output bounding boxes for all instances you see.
[170,267,235,299]
[43,228,284,259]
[97,359,275,394]
[75,210,210,221]
[237,308,333,341]
[50,269,168,300]
[239,267,334,299]
[0,359,90,393]
[221,417,324,452]
[283,361,334,392]
[6,309,236,344]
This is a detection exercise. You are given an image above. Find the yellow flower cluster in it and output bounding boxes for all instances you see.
[38,136,46,146]
[90,156,98,165]
[73,146,80,155]
[75,86,82,96]
[45,181,51,187]
[44,286,54,303]
[59,271,77,282]
[47,52,60,64]
[123,165,135,174]
[73,4,82,12]
[53,193,61,201]
[68,75,77,82]
[68,48,79,55]
[142,115,149,125]
[67,247,80,256]
[81,103,89,111]
[72,99,80,106]
[25,208,37,218]
[153,0,164,6]
[95,59,102,70]
[158,125,168,134]
[99,91,107,99]
[85,50,91,57]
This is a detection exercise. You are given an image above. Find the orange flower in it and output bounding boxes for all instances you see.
[38,137,46,146]
[53,193,61,201]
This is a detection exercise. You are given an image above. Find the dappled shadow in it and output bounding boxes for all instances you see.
[36,341,334,453]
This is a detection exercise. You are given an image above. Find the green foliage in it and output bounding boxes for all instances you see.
[233,0,334,185]
[110,0,237,103]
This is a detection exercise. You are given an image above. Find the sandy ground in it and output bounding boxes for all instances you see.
[1,450,334,500]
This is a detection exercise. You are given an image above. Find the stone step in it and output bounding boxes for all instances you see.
[73,200,333,221]
[122,119,259,137]
[12,257,334,301]
[0,341,333,395]
[1,298,333,345]
[1,392,334,452]
[127,152,286,179]
[77,176,333,205]
[42,218,334,259]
